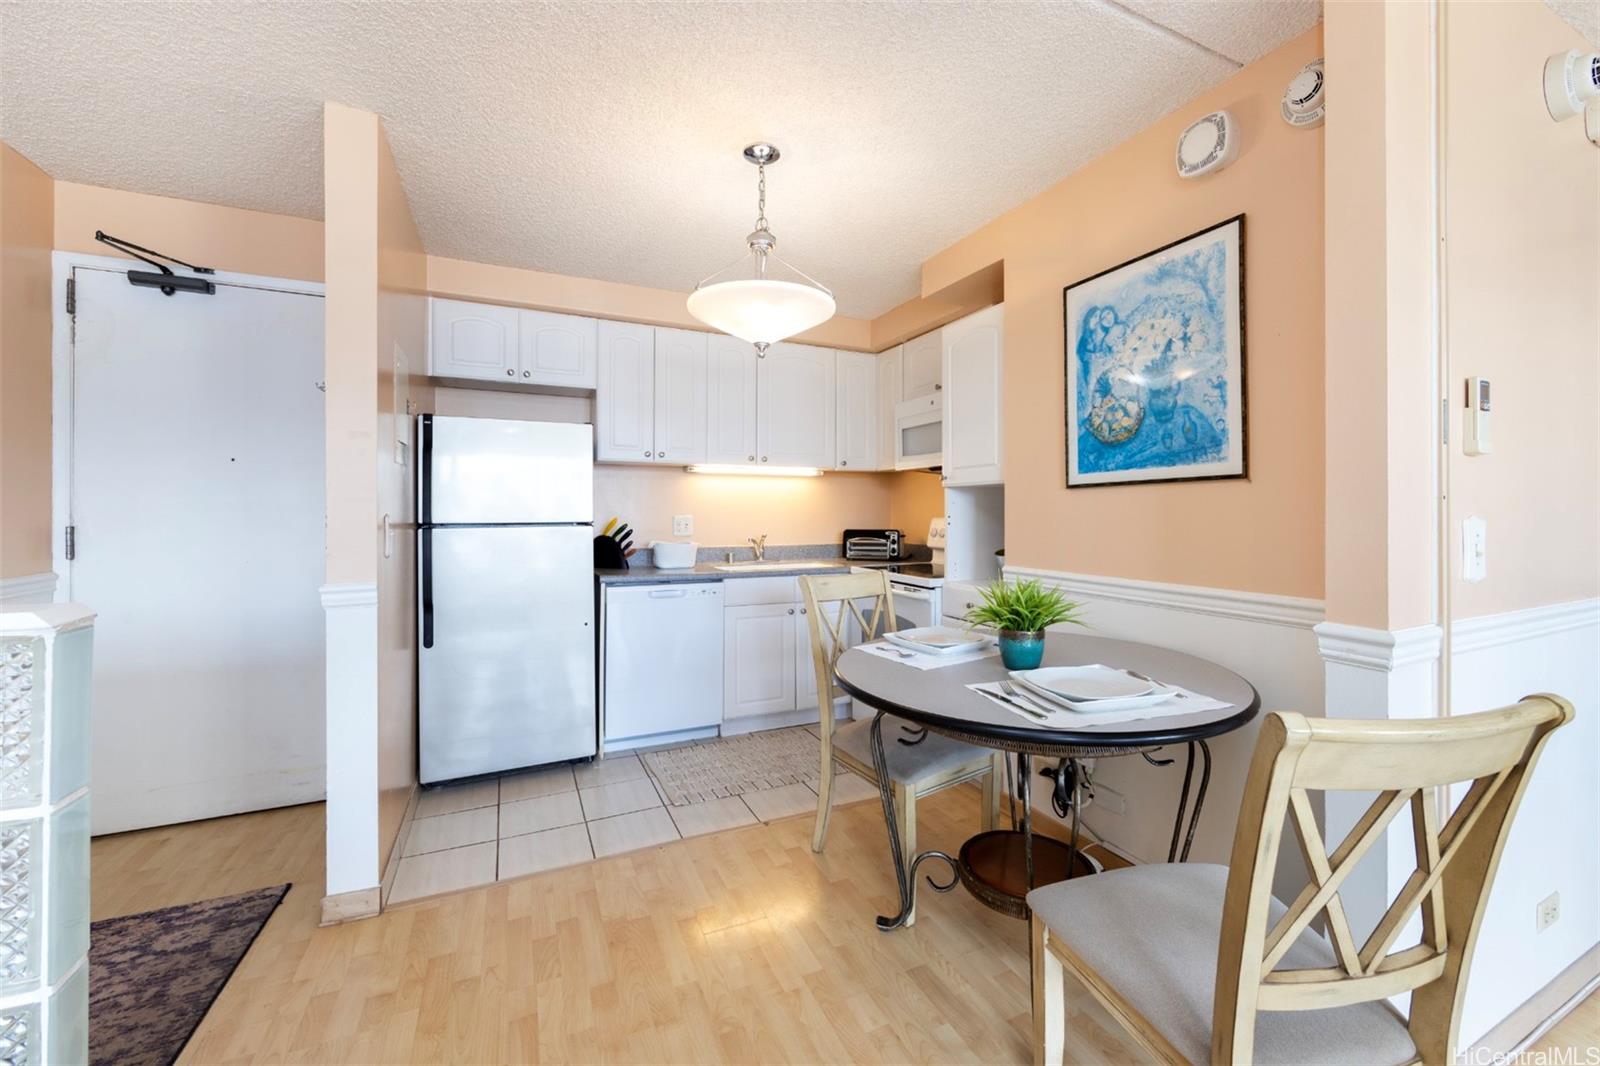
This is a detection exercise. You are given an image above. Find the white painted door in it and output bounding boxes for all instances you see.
[519,309,598,388]
[705,334,759,466]
[834,350,878,471]
[595,320,655,462]
[876,345,903,471]
[430,297,519,382]
[723,603,797,720]
[653,328,708,465]
[68,267,325,834]
[942,304,1005,485]
[902,329,943,399]
[757,343,835,468]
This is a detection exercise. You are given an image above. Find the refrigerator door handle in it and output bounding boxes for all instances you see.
[421,526,434,649]
[419,414,433,525]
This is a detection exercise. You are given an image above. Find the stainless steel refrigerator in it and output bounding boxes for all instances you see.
[417,414,596,784]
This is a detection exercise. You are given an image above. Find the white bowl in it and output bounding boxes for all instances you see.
[649,540,699,569]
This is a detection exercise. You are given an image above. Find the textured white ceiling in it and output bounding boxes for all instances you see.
[1545,0,1600,46]
[0,1,1319,317]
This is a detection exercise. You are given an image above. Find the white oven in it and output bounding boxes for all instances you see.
[887,578,940,630]
[894,394,943,469]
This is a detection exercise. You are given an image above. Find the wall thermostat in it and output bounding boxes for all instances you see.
[1464,376,1492,456]
[1281,58,1326,128]
[1176,111,1238,179]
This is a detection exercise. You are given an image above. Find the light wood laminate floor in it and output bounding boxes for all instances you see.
[91,792,1596,1064]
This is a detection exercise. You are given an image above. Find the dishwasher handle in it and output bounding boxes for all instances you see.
[647,588,687,598]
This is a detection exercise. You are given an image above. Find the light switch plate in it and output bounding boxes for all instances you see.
[1462,516,1487,583]
[673,514,694,536]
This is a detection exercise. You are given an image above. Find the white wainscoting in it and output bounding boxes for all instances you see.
[1003,566,1326,898]
[322,582,380,904]
[1450,599,1598,1046]
[0,571,59,606]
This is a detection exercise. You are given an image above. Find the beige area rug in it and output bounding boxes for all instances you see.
[643,725,845,806]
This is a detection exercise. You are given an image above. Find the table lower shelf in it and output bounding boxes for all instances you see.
[955,829,1103,919]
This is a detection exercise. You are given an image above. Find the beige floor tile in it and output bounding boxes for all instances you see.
[666,795,758,838]
[573,753,646,789]
[388,842,497,903]
[578,776,662,820]
[741,782,821,824]
[588,807,679,858]
[499,790,584,837]
[404,806,497,857]
[414,778,500,819]
[499,764,576,804]
[497,823,594,880]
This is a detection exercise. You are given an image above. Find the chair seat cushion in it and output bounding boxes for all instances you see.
[830,715,991,785]
[1026,864,1417,1066]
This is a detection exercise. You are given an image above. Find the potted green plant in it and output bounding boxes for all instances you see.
[964,578,1085,670]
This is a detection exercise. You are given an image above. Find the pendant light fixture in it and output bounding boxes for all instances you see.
[686,143,836,356]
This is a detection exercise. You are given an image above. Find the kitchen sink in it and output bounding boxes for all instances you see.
[711,561,842,572]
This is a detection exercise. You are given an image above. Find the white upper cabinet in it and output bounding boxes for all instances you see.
[519,309,598,388]
[834,350,878,471]
[429,298,520,381]
[941,304,1004,486]
[757,343,836,469]
[705,334,760,466]
[653,328,708,465]
[595,320,656,462]
[902,329,943,399]
[876,344,903,471]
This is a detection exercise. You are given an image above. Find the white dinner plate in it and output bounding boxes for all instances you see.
[1011,677,1176,714]
[1009,665,1154,702]
[883,626,991,656]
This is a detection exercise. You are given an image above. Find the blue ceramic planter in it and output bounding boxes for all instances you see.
[998,630,1046,670]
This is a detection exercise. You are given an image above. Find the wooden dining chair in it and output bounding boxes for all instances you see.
[1028,694,1574,1066]
[799,572,1004,881]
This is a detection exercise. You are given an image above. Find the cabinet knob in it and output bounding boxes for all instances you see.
[934,383,942,390]
[522,370,531,378]
[644,451,651,458]
[506,369,515,377]
[657,451,664,458]
[788,608,795,615]
[762,456,768,463]
[748,455,755,462]
[800,607,807,614]
[840,460,848,467]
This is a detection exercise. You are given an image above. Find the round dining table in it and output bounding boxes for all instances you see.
[833,631,1260,931]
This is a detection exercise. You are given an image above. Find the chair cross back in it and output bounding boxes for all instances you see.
[800,571,897,685]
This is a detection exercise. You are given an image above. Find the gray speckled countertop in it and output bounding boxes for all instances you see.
[595,559,859,585]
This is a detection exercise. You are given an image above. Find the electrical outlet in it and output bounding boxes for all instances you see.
[673,514,694,536]
[1537,891,1560,932]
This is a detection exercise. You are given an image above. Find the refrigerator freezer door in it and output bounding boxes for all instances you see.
[419,524,597,783]
[422,416,593,524]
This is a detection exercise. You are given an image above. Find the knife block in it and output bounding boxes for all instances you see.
[593,535,629,570]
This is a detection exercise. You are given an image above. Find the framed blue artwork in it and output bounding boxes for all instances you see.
[1064,214,1246,487]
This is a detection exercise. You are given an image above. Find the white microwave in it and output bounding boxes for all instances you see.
[894,394,943,469]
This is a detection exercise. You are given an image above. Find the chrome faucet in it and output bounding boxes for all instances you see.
[748,534,768,562]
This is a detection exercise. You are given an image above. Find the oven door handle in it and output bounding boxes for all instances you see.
[889,585,934,602]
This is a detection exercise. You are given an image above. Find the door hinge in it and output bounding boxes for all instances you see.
[64,525,76,561]
[65,277,75,316]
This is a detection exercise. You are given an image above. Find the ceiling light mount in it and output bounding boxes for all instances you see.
[687,143,836,356]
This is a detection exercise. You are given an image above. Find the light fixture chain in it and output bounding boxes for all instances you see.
[756,163,767,231]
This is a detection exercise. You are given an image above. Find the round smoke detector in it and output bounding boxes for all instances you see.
[1282,58,1326,128]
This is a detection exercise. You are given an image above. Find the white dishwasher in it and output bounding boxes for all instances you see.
[602,583,724,749]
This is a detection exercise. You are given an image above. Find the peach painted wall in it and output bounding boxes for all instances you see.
[1445,2,1600,619]
[887,469,945,542]
[919,29,1326,599]
[0,143,55,580]
[53,180,323,283]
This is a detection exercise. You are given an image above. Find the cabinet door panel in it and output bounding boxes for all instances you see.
[942,305,1004,485]
[757,343,835,468]
[595,320,656,462]
[430,298,519,381]
[724,604,798,720]
[876,345,903,471]
[519,310,598,388]
[653,328,709,464]
[706,335,760,465]
[834,350,878,471]
[902,330,942,399]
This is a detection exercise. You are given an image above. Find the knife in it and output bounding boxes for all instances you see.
[602,517,619,536]
[985,685,1049,721]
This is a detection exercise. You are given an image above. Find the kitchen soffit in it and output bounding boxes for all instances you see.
[2,0,1328,318]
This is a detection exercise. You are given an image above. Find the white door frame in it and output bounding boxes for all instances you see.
[49,250,325,594]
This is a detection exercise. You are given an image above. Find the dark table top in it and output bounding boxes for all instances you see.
[834,632,1260,750]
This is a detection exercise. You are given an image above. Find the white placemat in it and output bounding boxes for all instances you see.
[968,680,1230,728]
[857,640,1000,670]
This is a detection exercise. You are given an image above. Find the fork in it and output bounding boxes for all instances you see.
[996,680,1050,720]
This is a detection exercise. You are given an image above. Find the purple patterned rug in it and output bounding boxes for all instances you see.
[89,883,289,1066]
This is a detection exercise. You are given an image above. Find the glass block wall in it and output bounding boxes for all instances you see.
[0,605,93,1066]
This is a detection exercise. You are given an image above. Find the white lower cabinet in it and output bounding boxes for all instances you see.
[724,603,799,720]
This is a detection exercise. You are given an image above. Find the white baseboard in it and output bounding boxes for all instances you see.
[0,571,58,606]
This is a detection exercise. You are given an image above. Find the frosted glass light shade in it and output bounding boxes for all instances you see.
[686,279,836,347]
